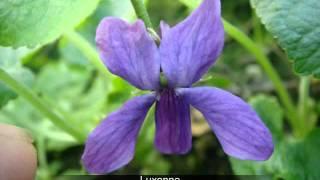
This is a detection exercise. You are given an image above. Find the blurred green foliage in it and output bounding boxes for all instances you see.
[0,0,100,47]
[0,47,34,108]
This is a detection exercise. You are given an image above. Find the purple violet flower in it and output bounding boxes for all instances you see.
[82,0,274,174]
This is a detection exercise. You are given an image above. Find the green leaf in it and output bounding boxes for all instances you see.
[0,0,99,47]
[230,140,282,177]
[249,95,284,141]
[231,128,320,179]
[279,129,320,180]
[0,47,34,108]
[251,0,320,77]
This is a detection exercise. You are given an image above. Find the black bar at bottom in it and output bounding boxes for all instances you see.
[62,175,272,180]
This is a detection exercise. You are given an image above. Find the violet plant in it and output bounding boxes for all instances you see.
[82,0,273,174]
[1,0,319,178]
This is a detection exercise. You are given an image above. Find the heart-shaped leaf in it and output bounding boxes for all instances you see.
[251,0,320,77]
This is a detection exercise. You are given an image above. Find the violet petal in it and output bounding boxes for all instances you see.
[82,94,155,174]
[160,21,171,38]
[155,89,192,154]
[96,17,160,90]
[178,87,274,160]
[160,0,224,88]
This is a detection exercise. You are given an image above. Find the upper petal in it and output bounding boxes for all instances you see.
[82,94,155,174]
[96,17,160,90]
[160,0,224,88]
[160,21,171,38]
[155,88,192,154]
[178,87,274,160]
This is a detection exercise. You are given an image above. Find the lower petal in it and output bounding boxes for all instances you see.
[82,94,155,174]
[155,89,192,154]
[178,87,273,161]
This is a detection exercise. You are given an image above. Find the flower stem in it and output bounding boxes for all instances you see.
[298,76,311,136]
[63,31,112,79]
[298,77,309,116]
[37,136,51,180]
[130,0,153,28]
[0,68,85,142]
[222,20,299,131]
